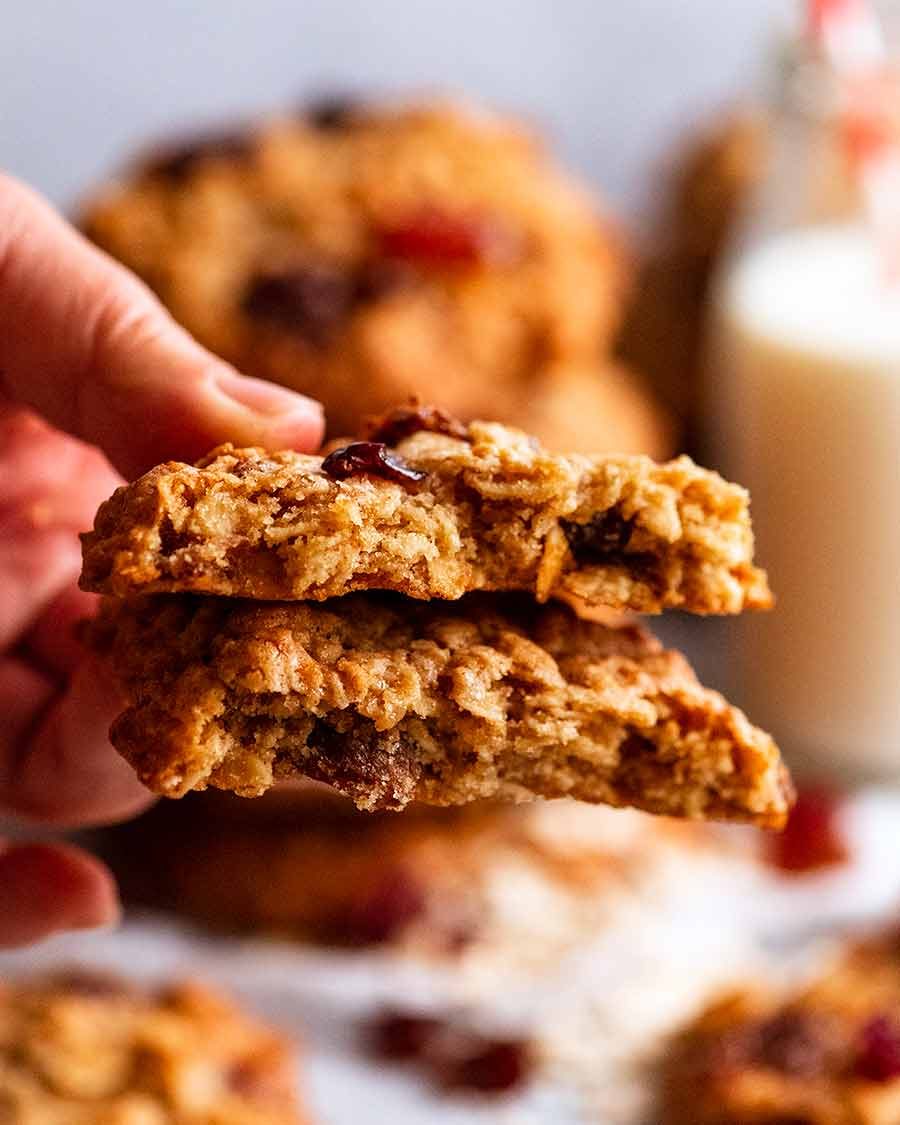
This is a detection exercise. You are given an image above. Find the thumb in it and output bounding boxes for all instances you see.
[0,173,323,478]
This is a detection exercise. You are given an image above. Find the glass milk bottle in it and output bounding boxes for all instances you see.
[708,35,900,782]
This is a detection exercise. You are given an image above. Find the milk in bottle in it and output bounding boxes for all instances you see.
[712,223,900,778]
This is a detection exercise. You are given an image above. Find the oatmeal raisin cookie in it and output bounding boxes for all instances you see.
[80,411,769,614]
[84,592,791,825]
[661,927,900,1124]
[82,98,633,443]
[0,972,305,1123]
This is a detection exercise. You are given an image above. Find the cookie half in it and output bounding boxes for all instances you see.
[85,592,791,826]
[80,411,770,614]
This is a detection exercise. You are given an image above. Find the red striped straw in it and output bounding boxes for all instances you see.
[808,0,900,277]
[808,0,885,68]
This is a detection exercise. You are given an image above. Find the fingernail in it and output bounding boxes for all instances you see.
[72,898,121,932]
[212,370,322,420]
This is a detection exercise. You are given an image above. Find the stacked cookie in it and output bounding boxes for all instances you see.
[80,403,792,828]
[81,97,671,456]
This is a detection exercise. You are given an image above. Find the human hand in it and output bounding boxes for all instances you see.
[0,173,323,947]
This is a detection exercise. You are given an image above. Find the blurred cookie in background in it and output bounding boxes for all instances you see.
[82,96,670,454]
[0,971,307,1123]
[94,789,723,966]
[659,922,900,1124]
[618,111,766,442]
[506,360,673,457]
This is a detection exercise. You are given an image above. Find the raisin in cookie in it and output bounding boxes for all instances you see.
[0,973,305,1123]
[84,592,791,825]
[80,410,769,614]
[82,98,634,443]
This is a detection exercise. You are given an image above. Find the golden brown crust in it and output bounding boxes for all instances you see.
[85,592,791,826]
[0,974,305,1123]
[80,415,770,615]
[661,932,900,1125]
[81,99,631,443]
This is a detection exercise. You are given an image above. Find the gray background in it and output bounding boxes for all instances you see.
[3,0,780,223]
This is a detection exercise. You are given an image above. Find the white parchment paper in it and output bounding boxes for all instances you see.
[2,790,899,1124]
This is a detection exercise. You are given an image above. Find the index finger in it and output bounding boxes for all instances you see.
[0,173,323,478]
